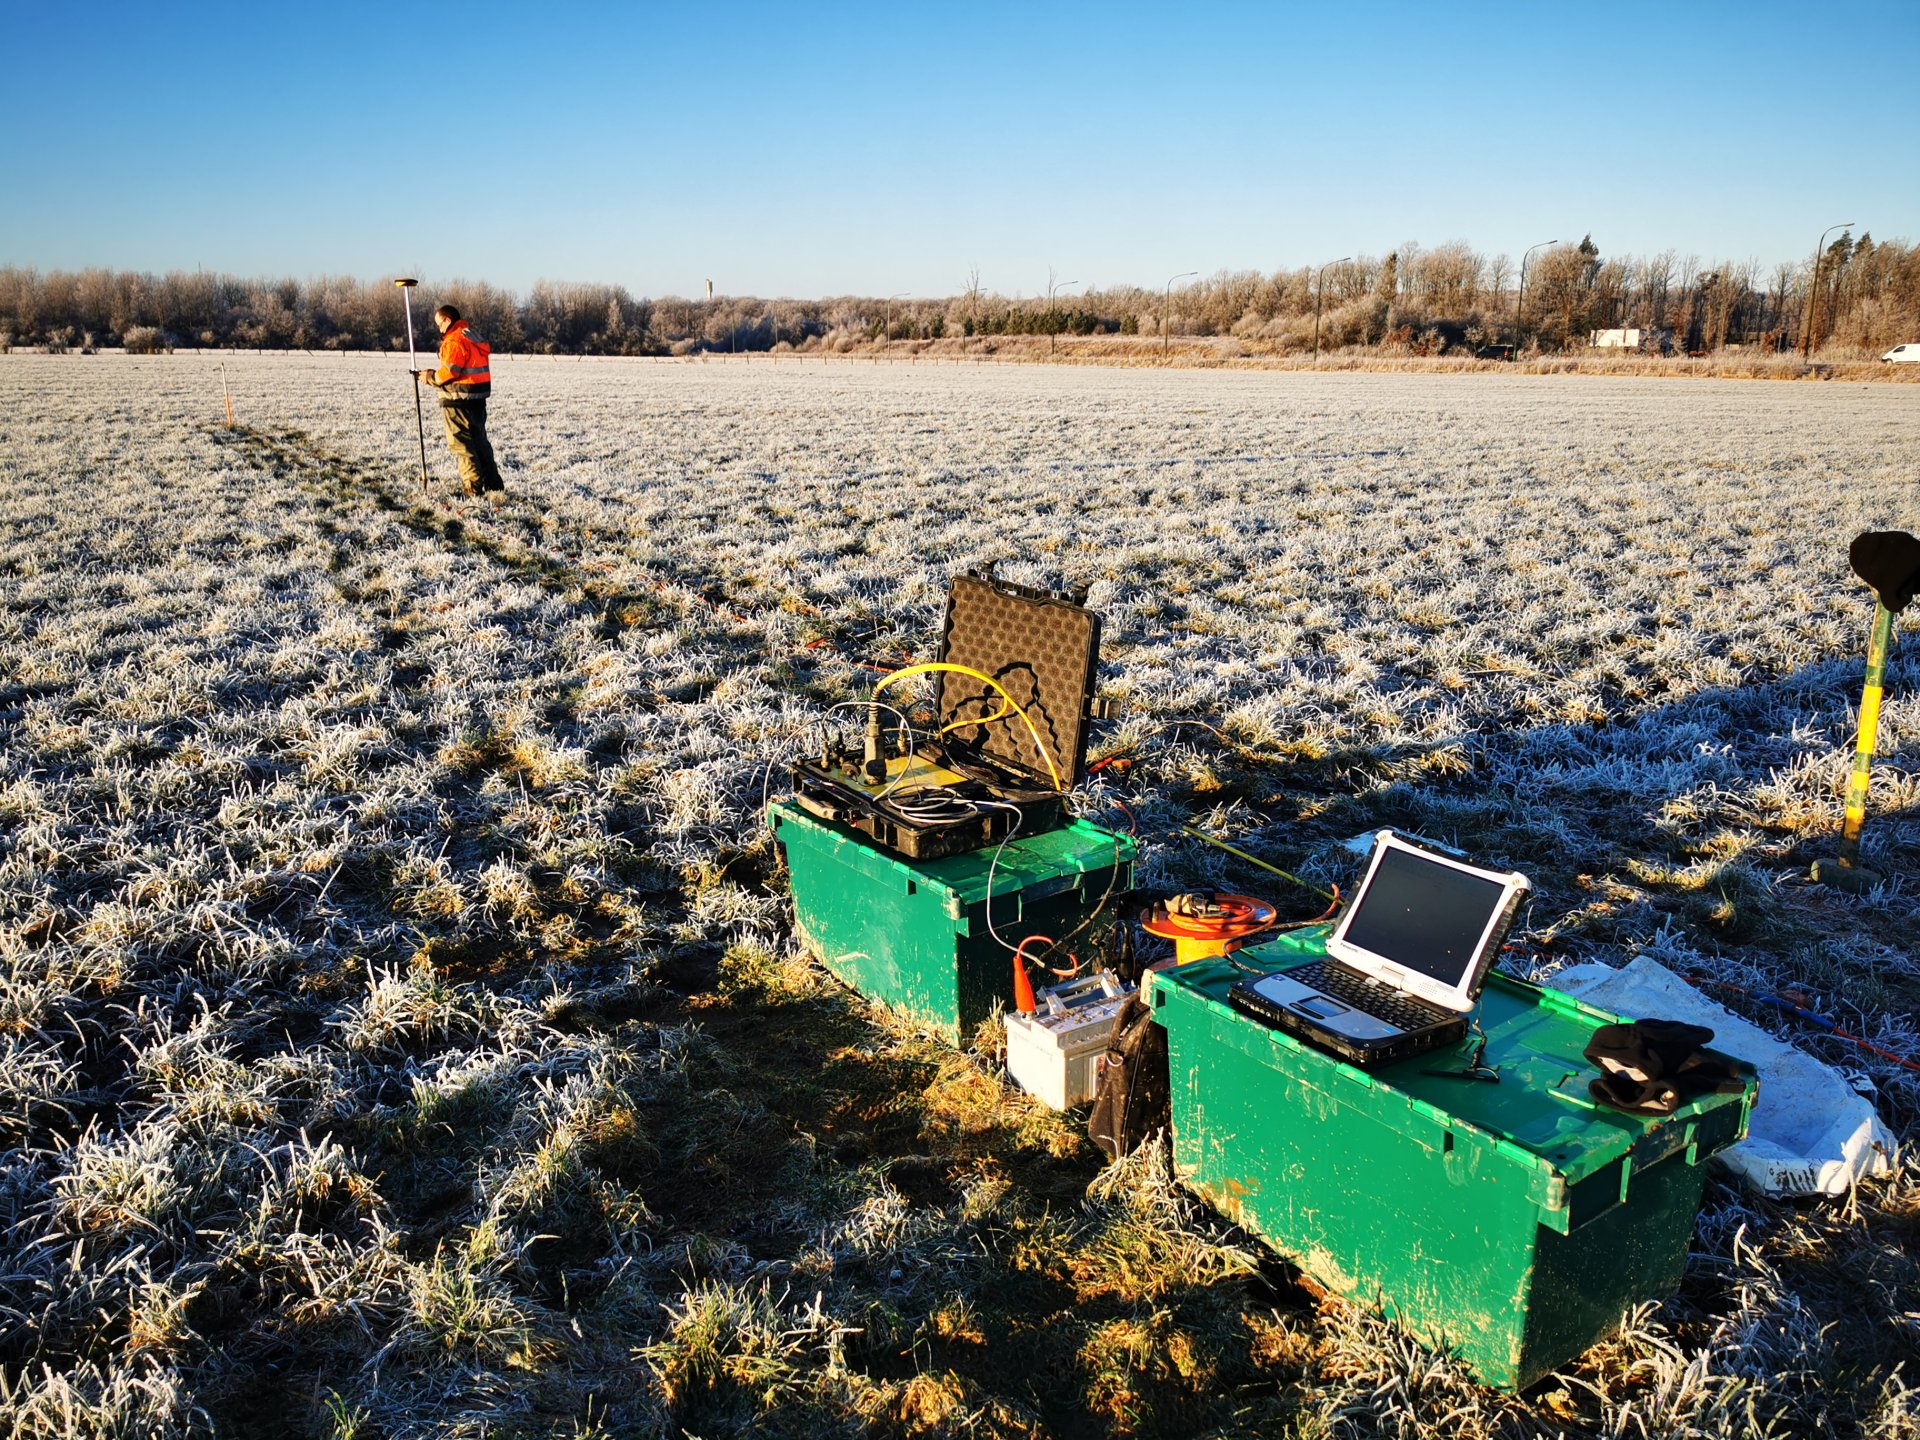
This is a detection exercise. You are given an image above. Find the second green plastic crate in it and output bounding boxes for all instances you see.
[1150,929,1754,1390]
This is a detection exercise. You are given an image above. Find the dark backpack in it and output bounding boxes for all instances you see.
[1088,993,1170,1162]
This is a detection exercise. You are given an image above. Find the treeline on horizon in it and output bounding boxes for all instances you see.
[3,232,1915,359]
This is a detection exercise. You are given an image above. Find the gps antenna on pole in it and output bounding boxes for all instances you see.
[395,278,430,493]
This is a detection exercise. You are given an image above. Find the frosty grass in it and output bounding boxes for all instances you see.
[0,352,1915,1437]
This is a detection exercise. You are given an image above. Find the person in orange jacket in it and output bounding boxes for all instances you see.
[416,304,504,495]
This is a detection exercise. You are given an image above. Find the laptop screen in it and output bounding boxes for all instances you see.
[1336,842,1513,988]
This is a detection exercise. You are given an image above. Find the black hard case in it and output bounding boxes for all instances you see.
[932,572,1101,794]
[791,573,1101,859]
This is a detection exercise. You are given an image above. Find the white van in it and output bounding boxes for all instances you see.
[1883,343,1920,363]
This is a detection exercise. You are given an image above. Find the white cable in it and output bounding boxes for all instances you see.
[889,791,982,823]
[974,799,1026,954]
[759,738,805,833]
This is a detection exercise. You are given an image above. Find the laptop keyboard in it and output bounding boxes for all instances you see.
[1287,961,1447,1031]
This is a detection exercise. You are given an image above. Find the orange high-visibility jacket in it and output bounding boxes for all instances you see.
[434,320,492,401]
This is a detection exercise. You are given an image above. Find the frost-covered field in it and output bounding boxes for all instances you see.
[2,352,1917,1438]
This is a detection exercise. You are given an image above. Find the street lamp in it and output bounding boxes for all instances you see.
[1801,221,1854,361]
[1163,271,1197,359]
[1516,239,1557,349]
[707,278,735,355]
[1047,277,1078,356]
[884,292,907,350]
[1312,257,1351,361]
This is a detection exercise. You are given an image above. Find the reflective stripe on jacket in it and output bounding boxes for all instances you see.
[436,320,492,401]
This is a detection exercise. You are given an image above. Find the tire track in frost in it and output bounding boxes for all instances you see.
[205,422,918,686]
[199,422,824,987]
[197,431,939,1014]
[198,422,705,983]
[205,423,682,642]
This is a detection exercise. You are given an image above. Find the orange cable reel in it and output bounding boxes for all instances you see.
[1141,891,1279,964]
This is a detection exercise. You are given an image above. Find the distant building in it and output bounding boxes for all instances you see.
[1590,327,1673,352]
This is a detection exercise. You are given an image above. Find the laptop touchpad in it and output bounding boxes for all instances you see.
[1294,996,1350,1019]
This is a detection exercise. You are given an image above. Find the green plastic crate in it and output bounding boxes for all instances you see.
[1150,927,1755,1391]
[769,801,1136,1043]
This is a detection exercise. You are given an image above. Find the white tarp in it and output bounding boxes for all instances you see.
[1551,955,1895,1198]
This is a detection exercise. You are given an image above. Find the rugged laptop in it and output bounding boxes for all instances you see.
[1228,830,1530,1066]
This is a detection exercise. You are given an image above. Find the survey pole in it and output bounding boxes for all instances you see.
[395,278,430,492]
[1838,601,1895,869]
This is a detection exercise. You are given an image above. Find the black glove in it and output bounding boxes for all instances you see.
[1584,1018,1745,1116]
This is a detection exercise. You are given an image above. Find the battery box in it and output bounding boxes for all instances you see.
[1006,971,1135,1109]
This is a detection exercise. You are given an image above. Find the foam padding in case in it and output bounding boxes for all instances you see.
[935,574,1099,789]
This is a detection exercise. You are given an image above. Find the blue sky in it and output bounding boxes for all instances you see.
[3,0,1915,299]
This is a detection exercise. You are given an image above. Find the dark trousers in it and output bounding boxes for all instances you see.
[441,400,504,494]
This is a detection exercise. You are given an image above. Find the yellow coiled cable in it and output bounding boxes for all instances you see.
[871,662,1063,793]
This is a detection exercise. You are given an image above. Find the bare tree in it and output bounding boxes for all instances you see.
[1766,261,1796,340]
[1413,241,1482,314]
[1641,250,1676,329]
[1670,255,1701,351]
[1590,260,1630,330]
[1486,254,1513,313]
